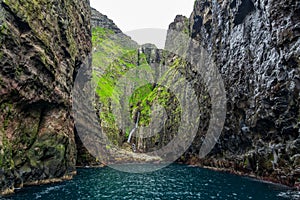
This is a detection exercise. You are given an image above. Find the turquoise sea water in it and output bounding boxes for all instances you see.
[1,164,299,200]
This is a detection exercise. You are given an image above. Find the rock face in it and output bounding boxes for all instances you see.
[167,0,300,187]
[91,8,122,34]
[91,8,138,47]
[0,0,91,194]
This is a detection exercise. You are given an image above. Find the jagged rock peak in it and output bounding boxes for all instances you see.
[91,7,122,34]
[168,15,189,33]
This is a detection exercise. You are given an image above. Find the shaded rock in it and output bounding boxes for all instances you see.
[167,0,300,188]
[0,0,91,194]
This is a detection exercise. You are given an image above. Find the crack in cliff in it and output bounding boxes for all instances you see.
[1,2,31,34]
[233,0,256,26]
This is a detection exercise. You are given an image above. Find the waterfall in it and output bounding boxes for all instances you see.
[127,112,140,143]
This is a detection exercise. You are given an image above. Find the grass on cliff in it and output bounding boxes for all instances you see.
[92,27,182,146]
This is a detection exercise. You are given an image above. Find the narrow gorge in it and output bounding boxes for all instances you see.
[0,0,299,197]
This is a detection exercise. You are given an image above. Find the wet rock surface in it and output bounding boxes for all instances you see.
[168,0,300,188]
[0,0,91,194]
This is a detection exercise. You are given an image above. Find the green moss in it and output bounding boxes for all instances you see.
[2,0,85,60]
[55,144,66,157]
[0,23,8,35]
[183,17,190,35]
[244,157,250,168]
[15,66,23,77]
[131,85,181,126]
[0,135,14,170]
[0,103,13,131]
[26,134,67,168]
[0,22,8,44]
[14,122,39,159]
[92,26,142,144]
[92,27,114,44]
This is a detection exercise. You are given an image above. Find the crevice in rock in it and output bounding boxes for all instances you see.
[191,16,203,38]
[230,0,237,9]
[1,2,31,33]
[233,0,256,26]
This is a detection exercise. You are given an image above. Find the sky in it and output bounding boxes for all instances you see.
[90,0,195,48]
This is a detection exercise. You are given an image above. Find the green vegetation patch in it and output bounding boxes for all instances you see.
[92,27,184,146]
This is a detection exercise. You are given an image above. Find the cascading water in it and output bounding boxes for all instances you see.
[127,112,140,143]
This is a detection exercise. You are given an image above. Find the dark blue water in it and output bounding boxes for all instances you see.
[1,164,298,200]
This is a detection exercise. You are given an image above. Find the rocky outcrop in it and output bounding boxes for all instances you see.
[91,8,122,34]
[0,0,91,194]
[167,0,300,188]
[91,8,137,48]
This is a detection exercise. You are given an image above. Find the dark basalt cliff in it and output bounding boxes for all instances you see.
[0,0,91,194]
[167,0,300,187]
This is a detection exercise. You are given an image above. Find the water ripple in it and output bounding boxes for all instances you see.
[0,164,295,200]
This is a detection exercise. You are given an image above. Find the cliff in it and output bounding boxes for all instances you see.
[1,0,298,194]
[167,0,300,187]
[0,0,91,194]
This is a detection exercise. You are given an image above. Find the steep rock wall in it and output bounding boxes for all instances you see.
[0,0,91,194]
[168,0,300,187]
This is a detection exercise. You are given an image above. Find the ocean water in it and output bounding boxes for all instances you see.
[1,164,299,200]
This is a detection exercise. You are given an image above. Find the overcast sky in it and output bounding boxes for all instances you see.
[90,0,195,48]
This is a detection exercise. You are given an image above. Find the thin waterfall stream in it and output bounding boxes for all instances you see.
[127,112,140,143]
